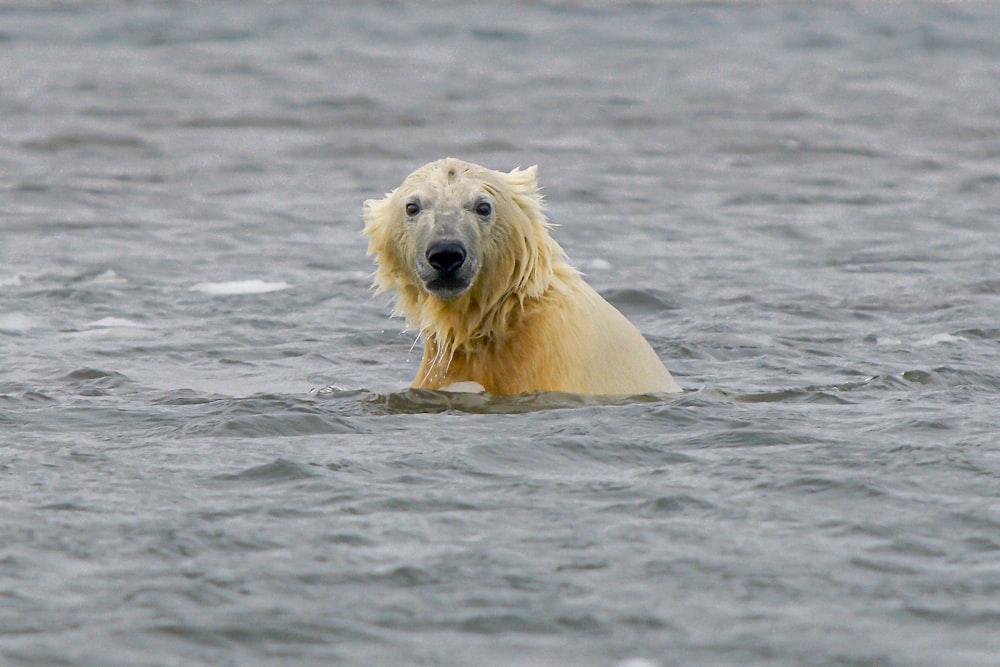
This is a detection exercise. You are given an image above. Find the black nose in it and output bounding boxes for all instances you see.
[426,242,467,274]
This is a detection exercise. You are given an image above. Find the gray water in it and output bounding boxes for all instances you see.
[2,2,1000,665]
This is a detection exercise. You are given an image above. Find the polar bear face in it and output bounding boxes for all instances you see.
[364,158,554,312]
[401,168,494,301]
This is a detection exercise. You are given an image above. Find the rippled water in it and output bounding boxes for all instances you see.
[2,2,1000,666]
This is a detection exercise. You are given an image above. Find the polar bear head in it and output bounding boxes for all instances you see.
[363,158,566,338]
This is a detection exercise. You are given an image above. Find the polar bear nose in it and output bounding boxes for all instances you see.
[426,242,467,274]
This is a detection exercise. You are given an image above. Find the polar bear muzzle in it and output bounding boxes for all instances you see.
[413,211,482,301]
[423,240,471,297]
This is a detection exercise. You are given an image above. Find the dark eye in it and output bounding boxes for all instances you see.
[475,200,493,217]
[404,201,421,217]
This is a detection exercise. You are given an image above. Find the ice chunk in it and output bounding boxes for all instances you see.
[190,280,292,295]
[439,381,486,393]
[0,312,38,333]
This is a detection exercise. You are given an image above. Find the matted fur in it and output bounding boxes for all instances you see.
[363,158,682,395]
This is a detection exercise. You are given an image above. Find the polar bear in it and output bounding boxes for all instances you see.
[363,158,682,396]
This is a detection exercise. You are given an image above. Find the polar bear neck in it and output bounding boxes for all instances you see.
[390,215,575,352]
[412,257,580,384]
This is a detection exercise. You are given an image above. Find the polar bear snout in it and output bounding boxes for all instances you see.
[426,241,467,275]
[417,236,479,301]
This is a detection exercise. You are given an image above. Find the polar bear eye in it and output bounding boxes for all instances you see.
[404,201,421,217]
[474,200,493,217]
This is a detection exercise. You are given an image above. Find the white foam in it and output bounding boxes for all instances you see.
[89,270,127,284]
[190,280,293,295]
[616,659,660,667]
[70,317,156,340]
[310,384,354,396]
[65,317,156,340]
[914,333,966,347]
[0,312,38,333]
[71,327,157,340]
[87,317,150,329]
[588,258,613,271]
[0,275,23,288]
[875,336,902,346]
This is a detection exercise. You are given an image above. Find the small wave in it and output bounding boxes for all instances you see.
[457,612,561,635]
[603,288,679,314]
[897,367,1000,391]
[311,384,678,415]
[735,388,856,405]
[913,333,966,347]
[757,475,888,499]
[358,387,670,415]
[177,394,363,437]
[182,115,308,129]
[716,364,1000,402]
[213,458,319,485]
[190,280,293,295]
[60,368,131,396]
[21,132,152,153]
[0,389,57,406]
[87,270,128,285]
[602,494,718,517]
[698,332,775,348]
[34,501,95,512]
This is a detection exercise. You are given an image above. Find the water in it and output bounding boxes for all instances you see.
[2,2,1000,665]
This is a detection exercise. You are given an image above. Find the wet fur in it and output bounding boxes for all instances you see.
[363,158,681,395]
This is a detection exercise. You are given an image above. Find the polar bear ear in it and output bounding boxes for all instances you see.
[503,165,539,193]
[362,197,382,231]
[363,189,395,225]
[362,193,395,255]
[501,165,544,220]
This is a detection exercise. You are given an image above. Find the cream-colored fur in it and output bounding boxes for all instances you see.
[363,158,682,396]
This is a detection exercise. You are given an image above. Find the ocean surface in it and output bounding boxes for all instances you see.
[2,2,1000,665]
